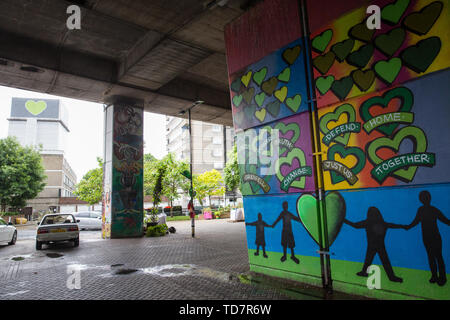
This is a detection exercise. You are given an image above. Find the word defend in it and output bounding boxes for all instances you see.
[66,5,81,30]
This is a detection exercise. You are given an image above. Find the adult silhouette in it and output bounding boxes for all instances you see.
[272,201,301,264]
[406,191,450,286]
[345,206,405,282]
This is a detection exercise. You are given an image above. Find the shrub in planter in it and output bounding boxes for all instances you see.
[146,224,168,237]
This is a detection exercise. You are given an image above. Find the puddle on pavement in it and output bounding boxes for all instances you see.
[46,253,64,258]
[114,268,139,275]
[11,256,25,261]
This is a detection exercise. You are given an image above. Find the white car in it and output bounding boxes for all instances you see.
[36,214,80,250]
[0,217,17,245]
[72,211,102,230]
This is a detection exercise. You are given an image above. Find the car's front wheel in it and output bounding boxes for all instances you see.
[8,231,17,245]
[36,240,42,250]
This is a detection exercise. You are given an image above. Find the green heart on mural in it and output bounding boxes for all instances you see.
[282,45,301,65]
[348,21,375,43]
[319,103,356,146]
[285,94,302,113]
[351,69,375,92]
[374,57,402,85]
[313,51,335,75]
[241,71,253,87]
[330,76,353,101]
[331,38,355,62]
[311,29,333,53]
[275,148,308,190]
[239,162,272,195]
[230,77,242,93]
[253,67,268,86]
[255,92,266,107]
[243,104,257,122]
[381,0,410,25]
[360,86,414,136]
[401,37,441,74]
[232,94,243,108]
[25,100,47,116]
[254,108,266,122]
[266,100,281,118]
[346,43,374,69]
[261,77,278,96]
[233,109,245,127]
[367,126,428,182]
[374,27,406,58]
[274,86,288,103]
[402,1,443,36]
[296,191,346,247]
[242,87,255,105]
[277,67,291,83]
[327,144,366,184]
[261,122,301,156]
[315,75,335,95]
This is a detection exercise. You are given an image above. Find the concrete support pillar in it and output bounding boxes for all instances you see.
[102,97,144,238]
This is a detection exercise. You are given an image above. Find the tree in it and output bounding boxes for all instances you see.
[143,153,160,197]
[194,169,225,206]
[74,157,103,205]
[161,153,190,217]
[223,144,241,193]
[0,137,46,212]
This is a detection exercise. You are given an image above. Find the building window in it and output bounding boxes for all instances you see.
[212,149,222,157]
[212,125,221,132]
[212,136,222,145]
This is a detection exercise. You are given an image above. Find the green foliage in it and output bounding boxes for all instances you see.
[193,169,225,205]
[74,157,103,205]
[0,212,21,216]
[0,137,46,211]
[223,144,241,193]
[145,223,168,237]
[161,153,190,209]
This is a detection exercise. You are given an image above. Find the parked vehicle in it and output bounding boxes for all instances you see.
[36,214,79,250]
[0,217,17,245]
[72,211,102,230]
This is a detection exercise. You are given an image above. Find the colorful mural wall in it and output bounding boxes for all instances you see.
[103,104,144,238]
[225,0,450,299]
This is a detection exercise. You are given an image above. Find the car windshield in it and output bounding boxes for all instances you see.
[42,215,75,225]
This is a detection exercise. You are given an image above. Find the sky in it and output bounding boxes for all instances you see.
[0,85,167,180]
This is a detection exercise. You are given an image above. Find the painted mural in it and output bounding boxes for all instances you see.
[317,70,449,190]
[229,38,309,131]
[236,112,315,196]
[310,0,449,108]
[111,105,144,238]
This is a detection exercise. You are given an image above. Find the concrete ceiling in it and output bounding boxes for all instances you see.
[0,0,257,126]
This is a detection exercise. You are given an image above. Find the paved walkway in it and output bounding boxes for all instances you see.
[0,219,301,300]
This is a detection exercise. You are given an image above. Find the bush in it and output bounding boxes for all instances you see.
[146,224,168,237]
[0,212,21,217]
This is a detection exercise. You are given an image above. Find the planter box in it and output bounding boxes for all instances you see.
[203,211,213,220]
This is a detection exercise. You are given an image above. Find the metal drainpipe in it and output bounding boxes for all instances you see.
[298,0,333,293]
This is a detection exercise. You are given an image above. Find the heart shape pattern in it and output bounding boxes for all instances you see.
[285,94,302,113]
[331,76,353,101]
[266,101,281,118]
[316,75,335,95]
[348,21,376,43]
[319,103,356,146]
[374,57,402,85]
[242,87,255,105]
[276,148,308,190]
[374,28,406,58]
[402,1,443,36]
[366,126,428,182]
[253,67,268,86]
[381,0,410,25]
[274,86,288,103]
[312,29,333,53]
[25,100,47,116]
[331,39,355,62]
[254,108,266,122]
[327,144,366,184]
[232,94,243,108]
[282,45,301,65]
[360,86,414,136]
[313,51,335,75]
[277,67,291,83]
[297,191,346,247]
[346,44,374,68]
[351,69,375,92]
[255,92,266,107]
[241,71,253,87]
[401,37,441,73]
[261,77,278,96]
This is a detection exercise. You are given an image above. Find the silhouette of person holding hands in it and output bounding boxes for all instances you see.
[405,191,450,286]
[345,206,405,283]
[272,201,301,264]
[246,213,272,258]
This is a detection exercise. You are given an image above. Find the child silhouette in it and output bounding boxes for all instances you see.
[406,191,450,286]
[272,201,301,264]
[345,206,406,283]
[246,213,272,258]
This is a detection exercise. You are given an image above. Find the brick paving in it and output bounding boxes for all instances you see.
[0,219,296,300]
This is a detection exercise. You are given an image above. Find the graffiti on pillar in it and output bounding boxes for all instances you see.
[102,190,111,239]
[317,70,450,190]
[236,113,315,195]
[229,38,309,131]
[309,0,449,108]
[111,105,143,237]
